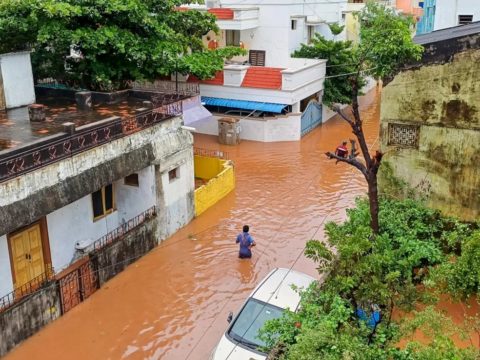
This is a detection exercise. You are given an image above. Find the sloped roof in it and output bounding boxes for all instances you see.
[414,21,480,45]
[241,67,283,90]
[207,8,234,20]
[189,71,224,85]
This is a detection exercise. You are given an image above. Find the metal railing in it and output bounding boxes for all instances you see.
[194,147,229,160]
[130,80,200,96]
[90,206,157,252]
[0,265,54,313]
[0,101,183,183]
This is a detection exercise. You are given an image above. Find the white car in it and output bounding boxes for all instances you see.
[210,268,316,360]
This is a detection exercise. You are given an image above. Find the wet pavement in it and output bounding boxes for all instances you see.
[4,89,380,360]
[0,98,141,151]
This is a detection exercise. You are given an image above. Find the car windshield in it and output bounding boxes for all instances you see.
[228,298,284,350]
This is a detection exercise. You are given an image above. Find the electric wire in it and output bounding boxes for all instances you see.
[183,143,336,359]
[3,99,381,357]
[221,134,380,360]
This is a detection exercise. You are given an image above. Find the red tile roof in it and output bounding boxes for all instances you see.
[188,71,224,85]
[241,67,283,90]
[207,8,234,20]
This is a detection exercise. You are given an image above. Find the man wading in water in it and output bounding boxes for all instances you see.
[236,225,256,259]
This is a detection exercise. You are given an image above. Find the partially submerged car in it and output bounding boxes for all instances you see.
[210,268,315,360]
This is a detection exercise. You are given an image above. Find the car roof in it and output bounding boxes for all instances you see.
[249,268,316,310]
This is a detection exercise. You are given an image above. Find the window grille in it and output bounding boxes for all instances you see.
[249,50,266,66]
[458,15,473,25]
[387,123,420,148]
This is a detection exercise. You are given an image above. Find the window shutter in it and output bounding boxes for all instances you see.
[249,50,266,66]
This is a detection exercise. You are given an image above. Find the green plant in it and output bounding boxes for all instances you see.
[294,2,423,234]
[429,230,480,300]
[0,0,245,91]
[261,198,480,359]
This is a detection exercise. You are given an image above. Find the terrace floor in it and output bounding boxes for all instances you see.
[0,96,144,151]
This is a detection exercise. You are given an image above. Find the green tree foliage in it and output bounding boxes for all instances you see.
[429,230,480,300]
[0,0,245,90]
[261,198,480,359]
[296,2,424,234]
[293,2,422,106]
[293,34,362,105]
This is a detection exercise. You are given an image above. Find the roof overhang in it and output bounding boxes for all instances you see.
[201,97,287,113]
[305,15,325,25]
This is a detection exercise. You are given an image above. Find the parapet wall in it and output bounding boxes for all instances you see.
[194,156,235,217]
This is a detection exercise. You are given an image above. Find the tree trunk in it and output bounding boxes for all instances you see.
[367,172,379,234]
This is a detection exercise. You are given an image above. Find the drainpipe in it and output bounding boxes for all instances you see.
[454,0,458,26]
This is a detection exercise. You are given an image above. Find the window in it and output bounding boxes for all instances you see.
[458,15,473,25]
[249,50,266,66]
[228,298,284,349]
[169,167,179,182]
[92,184,115,220]
[124,173,139,187]
[225,30,241,46]
[387,123,420,148]
[291,19,297,30]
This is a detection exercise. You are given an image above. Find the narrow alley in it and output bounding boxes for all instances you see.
[4,89,380,360]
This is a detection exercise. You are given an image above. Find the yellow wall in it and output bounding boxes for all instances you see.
[194,156,235,217]
[346,13,361,44]
[194,155,225,180]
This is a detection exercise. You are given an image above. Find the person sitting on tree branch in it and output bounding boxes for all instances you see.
[334,141,349,163]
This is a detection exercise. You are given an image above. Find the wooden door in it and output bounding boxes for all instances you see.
[10,231,31,288]
[10,224,45,288]
[27,224,46,279]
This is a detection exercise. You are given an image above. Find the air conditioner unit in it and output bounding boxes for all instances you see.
[75,240,92,252]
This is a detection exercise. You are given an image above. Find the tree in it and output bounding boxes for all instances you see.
[0,0,245,91]
[260,198,480,360]
[293,2,423,234]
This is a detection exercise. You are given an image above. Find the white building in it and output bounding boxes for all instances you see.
[0,94,195,298]
[181,0,348,141]
[433,0,479,31]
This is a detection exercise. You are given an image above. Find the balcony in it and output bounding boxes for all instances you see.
[195,58,326,106]
[208,7,259,30]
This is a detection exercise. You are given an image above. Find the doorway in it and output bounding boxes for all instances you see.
[8,219,52,289]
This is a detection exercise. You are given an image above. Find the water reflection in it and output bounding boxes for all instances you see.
[5,89,381,360]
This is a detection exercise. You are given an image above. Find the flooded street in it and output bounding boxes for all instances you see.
[5,89,380,360]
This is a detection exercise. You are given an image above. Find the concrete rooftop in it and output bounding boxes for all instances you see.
[0,96,144,151]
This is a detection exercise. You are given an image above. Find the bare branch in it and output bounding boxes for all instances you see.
[333,106,354,126]
[325,152,367,177]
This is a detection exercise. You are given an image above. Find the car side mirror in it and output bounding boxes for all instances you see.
[227,311,233,323]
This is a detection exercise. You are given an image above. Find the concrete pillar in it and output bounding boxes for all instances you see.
[292,101,301,113]
[62,122,76,135]
[28,104,46,122]
[75,91,92,110]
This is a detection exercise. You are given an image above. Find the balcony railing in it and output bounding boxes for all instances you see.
[0,100,183,183]
[89,206,157,253]
[194,147,229,160]
[0,265,54,313]
[130,80,200,96]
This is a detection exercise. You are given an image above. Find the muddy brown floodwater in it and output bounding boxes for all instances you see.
[5,89,380,360]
